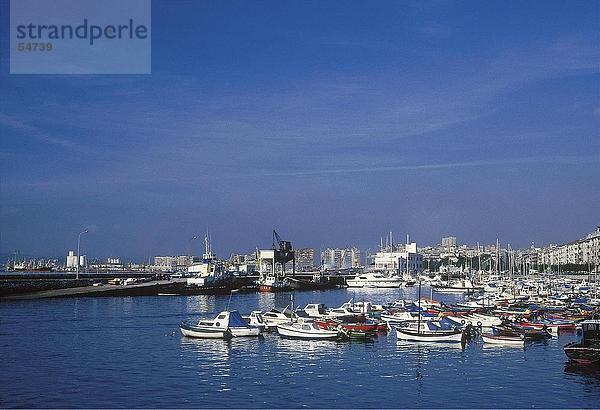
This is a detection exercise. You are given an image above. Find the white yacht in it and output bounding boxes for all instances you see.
[347,272,402,288]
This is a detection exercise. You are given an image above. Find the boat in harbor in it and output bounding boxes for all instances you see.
[276,322,340,339]
[303,303,355,321]
[227,310,263,337]
[258,273,290,292]
[395,321,463,343]
[564,319,600,364]
[346,272,402,288]
[432,279,484,294]
[180,311,233,339]
[482,333,525,346]
[446,313,502,328]
[261,307,293,330]
[243,310,267,331]
[180,310,261,339]
[518,319,576,334]
[394,281,463,343]
[313,318,386,334]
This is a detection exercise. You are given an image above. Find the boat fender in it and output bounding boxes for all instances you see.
[519,334,525,340]
[461,320,466,325]
[477,321,482,327]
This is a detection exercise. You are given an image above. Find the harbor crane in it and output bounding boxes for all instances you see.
[272,230,296,277]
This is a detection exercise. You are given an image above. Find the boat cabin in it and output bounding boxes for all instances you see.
[304,303,327,317]
[581,320,600,347]
[197,311,231,328]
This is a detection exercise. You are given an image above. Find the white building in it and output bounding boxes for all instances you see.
[441,236,457,251]
[295,248,315,271]
[374,242,423,274]
[153,256,177,272]
[539,226,600,268]
[322,247,361,270]
[66,251,78,268]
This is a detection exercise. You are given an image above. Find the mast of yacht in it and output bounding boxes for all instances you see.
[477,242,482,283]
[417,280,422,335]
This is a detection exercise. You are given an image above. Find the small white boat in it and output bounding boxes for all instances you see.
[180,310,261,339]
[432,279,483,294]
[395,321,463,343]
[227,311,262,337]
[243,310,267,331]
[446,313,502,328]
[303,303,355,320]
[180,311,233,339]
[262,307,293,330]
[482,333,525,346]
[347,272,402,288]
[277,322,340,339]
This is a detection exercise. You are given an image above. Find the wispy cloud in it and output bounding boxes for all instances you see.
[0,112,93,154]
[259,155,600,177]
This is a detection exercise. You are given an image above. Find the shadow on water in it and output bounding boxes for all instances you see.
[564,362,600,382]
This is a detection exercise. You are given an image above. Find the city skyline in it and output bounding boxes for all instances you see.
[5,225,599,266]
[1,1,599,259]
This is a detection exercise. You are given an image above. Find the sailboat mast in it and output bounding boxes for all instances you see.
[417,281,422,335]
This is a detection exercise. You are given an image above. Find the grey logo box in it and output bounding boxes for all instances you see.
[10,0,151,74]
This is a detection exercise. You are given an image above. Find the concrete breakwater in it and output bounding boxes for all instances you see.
[0,278,96,297]
[0,276,259,300]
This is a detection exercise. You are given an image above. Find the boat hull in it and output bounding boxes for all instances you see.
[482,334,524,345]
[230,327,262,337]
[347,282,401,288]
[564,343,600,364]
[395,328,463,343]
[180,323,231,339]
[277,324,339,340]
[259,284,291,292]
[432,287,483,294]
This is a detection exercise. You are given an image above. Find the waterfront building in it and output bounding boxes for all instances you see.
[441,236,457,251]
[374,242,423,274]
[322,247,361,270]
[153,256,177,272]
[295,248,315,271]
[539,226,600,269]
[66,251,78,269]
[227,253,257,274]
[176,255,192,267]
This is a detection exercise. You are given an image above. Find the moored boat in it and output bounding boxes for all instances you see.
[395,321,463,343]
[276,322,340,339]
[564,319,600,364]
[227,310,263,337]
[482,333,525,346]
[346,272,402,288]
[259,274,290,292]
[180,311,235,339]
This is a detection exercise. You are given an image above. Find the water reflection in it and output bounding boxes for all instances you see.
[180,336,232,361]
[186,295,223,314]
[257,292,298,312]
[481,344,526,351]
[564,362,600,382]
[273,336,343,359]
[396,340,464,352]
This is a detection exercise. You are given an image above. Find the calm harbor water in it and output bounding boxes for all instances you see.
[1,287,599,408]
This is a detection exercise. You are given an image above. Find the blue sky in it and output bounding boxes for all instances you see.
[1,0,599,261]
